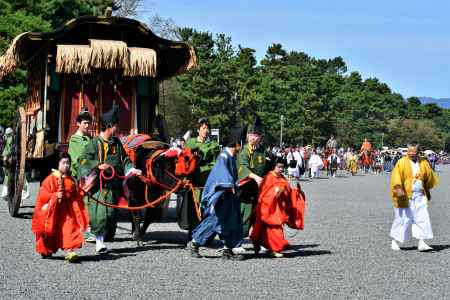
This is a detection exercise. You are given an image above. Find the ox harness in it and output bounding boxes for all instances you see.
[81,135,201,221]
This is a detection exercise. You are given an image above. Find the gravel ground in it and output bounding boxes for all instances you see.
[0,165,449,300]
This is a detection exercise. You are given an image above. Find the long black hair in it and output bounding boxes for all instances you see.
[57,151,72,164]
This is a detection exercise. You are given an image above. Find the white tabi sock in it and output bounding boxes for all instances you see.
[95,235,105,250]
[391,240,401,251]
[1,185,8,198]
[418,239,433,251]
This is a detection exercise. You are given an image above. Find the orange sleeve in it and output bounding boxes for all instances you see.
[257,173,290,225]
[31,175,58,235]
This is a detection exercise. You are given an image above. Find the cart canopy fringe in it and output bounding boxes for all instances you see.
[56,45,92,74]
[1,38,158,78]
[0,32,29,79]
[0,16,198,80]
[89,39,129,70]
[56,40,154,76]
[124,47,157,77]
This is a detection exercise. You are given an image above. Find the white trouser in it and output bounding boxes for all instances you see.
[288,167,298,177]
[390,192,433,243]
[1,184,7,198]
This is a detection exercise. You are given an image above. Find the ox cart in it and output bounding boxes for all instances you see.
[0,14,197,217]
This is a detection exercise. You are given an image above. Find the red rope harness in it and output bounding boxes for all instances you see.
[143,150,202,220]
[84,180,183,211]
[83,152,202,220]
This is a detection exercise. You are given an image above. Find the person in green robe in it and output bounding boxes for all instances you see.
[68,109,94,242]
[237,116,267,238]
[179,118,220,238]
[68,109,92,179]
[78,104,141,253]
[185,118,220,186]
[1,127,30,200]
[1,128,13,198]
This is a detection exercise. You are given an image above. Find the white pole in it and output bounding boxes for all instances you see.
[43,56,49,133]
[280,115,284,148]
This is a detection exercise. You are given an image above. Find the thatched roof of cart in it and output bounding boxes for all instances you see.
[0,16,197,80]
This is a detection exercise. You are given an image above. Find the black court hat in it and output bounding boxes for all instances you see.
[101,102,119,127]
[248,115,262,135]
[223,125,247,147]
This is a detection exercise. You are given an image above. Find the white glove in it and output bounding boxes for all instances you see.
[127,168,142,176]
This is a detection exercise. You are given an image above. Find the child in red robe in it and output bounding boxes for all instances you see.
[250,160,306,258]
[31,152,89,262]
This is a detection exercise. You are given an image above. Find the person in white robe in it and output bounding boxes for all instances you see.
[293,148,304,177]
[286,148,299,179]
[389,142,438,252]
[308,150,323,178]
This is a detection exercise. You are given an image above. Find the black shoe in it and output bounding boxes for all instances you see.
[254,244,261,255]
[222,248,232,260]
[222,249,245,261]
[189,241,201,258]
[231,253,245,261]
[41,253,52,259]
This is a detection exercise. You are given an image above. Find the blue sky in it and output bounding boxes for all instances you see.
[139,1,450,99]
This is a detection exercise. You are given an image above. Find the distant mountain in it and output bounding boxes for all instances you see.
[419,97,450,109]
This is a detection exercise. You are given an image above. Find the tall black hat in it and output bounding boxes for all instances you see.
[152,114,169,143]
[248,115,263,135]
[223,125,247,147]
[101,102,119,127]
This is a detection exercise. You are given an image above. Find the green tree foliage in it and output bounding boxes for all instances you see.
[1,8,449,151]
[175,29,241,134]
[386,119,445,150]
[161,79,196,137]
[406,97,423,119]
[172,27,449,150]
[0,0,114,29]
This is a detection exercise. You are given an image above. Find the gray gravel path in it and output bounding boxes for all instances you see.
[1,166,449,300]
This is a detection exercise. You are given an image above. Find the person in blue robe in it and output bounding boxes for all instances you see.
[188,128,245,260]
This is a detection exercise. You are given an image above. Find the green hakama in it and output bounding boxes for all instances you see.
[78,136,132,241]
[237,143,266,237]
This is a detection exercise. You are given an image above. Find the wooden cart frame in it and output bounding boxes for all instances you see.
[0,15,197,216]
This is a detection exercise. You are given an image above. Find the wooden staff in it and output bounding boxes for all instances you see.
[58,173,64,203]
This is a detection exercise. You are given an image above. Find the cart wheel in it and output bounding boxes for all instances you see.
[7,107,26,217]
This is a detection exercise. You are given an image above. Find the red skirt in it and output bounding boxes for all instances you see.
[250,219,289,252]
[34,199,86,255]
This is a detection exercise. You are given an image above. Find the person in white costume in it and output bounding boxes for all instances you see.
[293,148,304,177]
[286,148,298,179]
[389,142,438,252]
[308,150,323,178]
[286,147,303,179]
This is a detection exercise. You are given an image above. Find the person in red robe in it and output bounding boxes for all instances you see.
[359,138,373,172]
[359,137,372,154]
[250,160,306,258]
[31,152,89,262]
